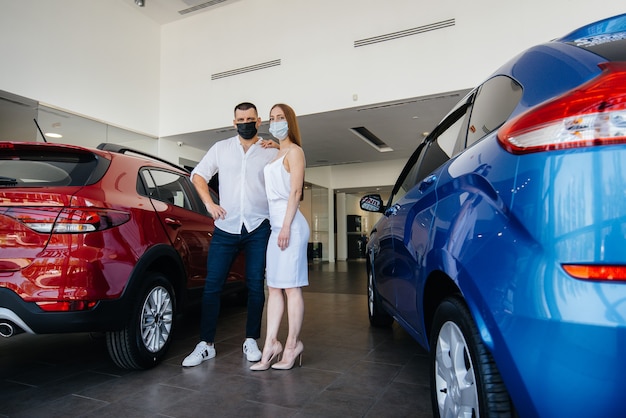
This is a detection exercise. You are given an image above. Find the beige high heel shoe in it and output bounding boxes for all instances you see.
[271,341,303,370]
[250,341,283,371]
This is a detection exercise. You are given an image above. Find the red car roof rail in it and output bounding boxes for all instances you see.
[96,143,191,174]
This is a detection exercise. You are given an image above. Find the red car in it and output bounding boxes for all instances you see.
[0,141,245,369]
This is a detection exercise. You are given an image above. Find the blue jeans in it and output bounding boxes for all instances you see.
[200,220,270,343]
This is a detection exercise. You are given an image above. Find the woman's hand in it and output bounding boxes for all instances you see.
[260,139,279,149]
[277,228,290,250]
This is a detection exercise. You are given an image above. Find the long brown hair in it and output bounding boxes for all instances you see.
[270,103,301,146]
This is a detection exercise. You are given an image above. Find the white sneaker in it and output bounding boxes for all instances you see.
[182,341,215,367]
[243,338,262,362]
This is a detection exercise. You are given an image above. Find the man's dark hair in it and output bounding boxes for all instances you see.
[234,102,257,115]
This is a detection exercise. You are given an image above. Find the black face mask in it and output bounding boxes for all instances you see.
[237,121,258,140]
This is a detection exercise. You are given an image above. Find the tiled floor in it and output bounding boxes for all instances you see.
[0,261,433,417]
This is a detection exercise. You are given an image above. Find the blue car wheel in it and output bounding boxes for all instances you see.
[430,297,513,417]
[367,266,393,327]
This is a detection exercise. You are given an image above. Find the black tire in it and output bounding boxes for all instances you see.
[106,272,176,370]
[430,297,513,418]
[367,266,393,327]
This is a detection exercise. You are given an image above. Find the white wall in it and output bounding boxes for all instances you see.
[158,0,625,137]
[0,0,161,137]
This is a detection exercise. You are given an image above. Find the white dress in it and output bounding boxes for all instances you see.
[264,152,309,288]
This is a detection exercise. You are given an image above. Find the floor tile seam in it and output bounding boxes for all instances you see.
[282,365,343,376]
[359,358,409,367]
[8,393,109,417]
[320,385,385,411]
[69,392,111,404]
[88,369,126,378]
[355,364,409,418]
[296,385,367,415]
[23,369,89,389]
[242,398,299,414]
[345,358,407,389]
[158,381,202,393]
[3,378,36,388]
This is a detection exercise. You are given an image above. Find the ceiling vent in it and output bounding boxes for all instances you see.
[350,127,393,152]
[354,18,455,47]
[179,0,229,15]
[211,59,281,80]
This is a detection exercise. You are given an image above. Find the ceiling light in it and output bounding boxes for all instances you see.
[350,126,393,152]
[135,0,145,7]
[44,132,63,138]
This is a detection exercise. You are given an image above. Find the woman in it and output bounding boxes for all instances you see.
[251,103,309,371]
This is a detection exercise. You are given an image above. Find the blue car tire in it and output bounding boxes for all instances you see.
[430,297,513,418]
[367,266,393,327]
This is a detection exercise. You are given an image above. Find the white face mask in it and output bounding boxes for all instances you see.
[269,121,289,140]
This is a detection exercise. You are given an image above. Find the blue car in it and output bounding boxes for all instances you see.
[360,14,626,418]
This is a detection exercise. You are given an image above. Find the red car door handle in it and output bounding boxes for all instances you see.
[164,217,182,228]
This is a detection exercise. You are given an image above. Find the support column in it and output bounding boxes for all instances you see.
[336,192,347,261]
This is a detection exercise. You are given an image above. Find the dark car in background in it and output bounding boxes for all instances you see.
[0,142,245,369]
[360,14,626,418]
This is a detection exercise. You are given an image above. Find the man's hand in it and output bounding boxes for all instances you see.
[206,202,226,220]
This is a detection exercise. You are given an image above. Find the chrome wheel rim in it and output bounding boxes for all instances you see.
[434,321,479,418]
[141,286,173,353]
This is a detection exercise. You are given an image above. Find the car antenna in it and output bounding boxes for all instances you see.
[34,118,47,143]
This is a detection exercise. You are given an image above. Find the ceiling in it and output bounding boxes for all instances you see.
[162,90,469,169]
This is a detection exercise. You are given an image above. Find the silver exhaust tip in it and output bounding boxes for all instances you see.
[0,322,15,337]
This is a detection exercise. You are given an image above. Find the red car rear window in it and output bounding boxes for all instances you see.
[0,147,109,187]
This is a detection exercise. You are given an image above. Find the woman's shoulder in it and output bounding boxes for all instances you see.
[286,145,305,161]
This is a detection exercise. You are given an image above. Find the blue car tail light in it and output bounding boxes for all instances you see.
[498,62,626,154]
[562,264,626,281]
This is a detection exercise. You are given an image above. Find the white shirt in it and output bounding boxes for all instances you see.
[191,136,278,234]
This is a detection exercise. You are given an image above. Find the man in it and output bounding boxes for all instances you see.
[183,102,278,367]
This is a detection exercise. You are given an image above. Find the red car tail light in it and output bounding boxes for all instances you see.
[562,264,626,282]
[36,300,98,312]
[498,62,626,154]
[12,208,130,233]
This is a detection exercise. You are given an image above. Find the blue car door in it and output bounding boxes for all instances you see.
[391,143,447,332]
[370,143,427,310]
[391,99,474,333]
